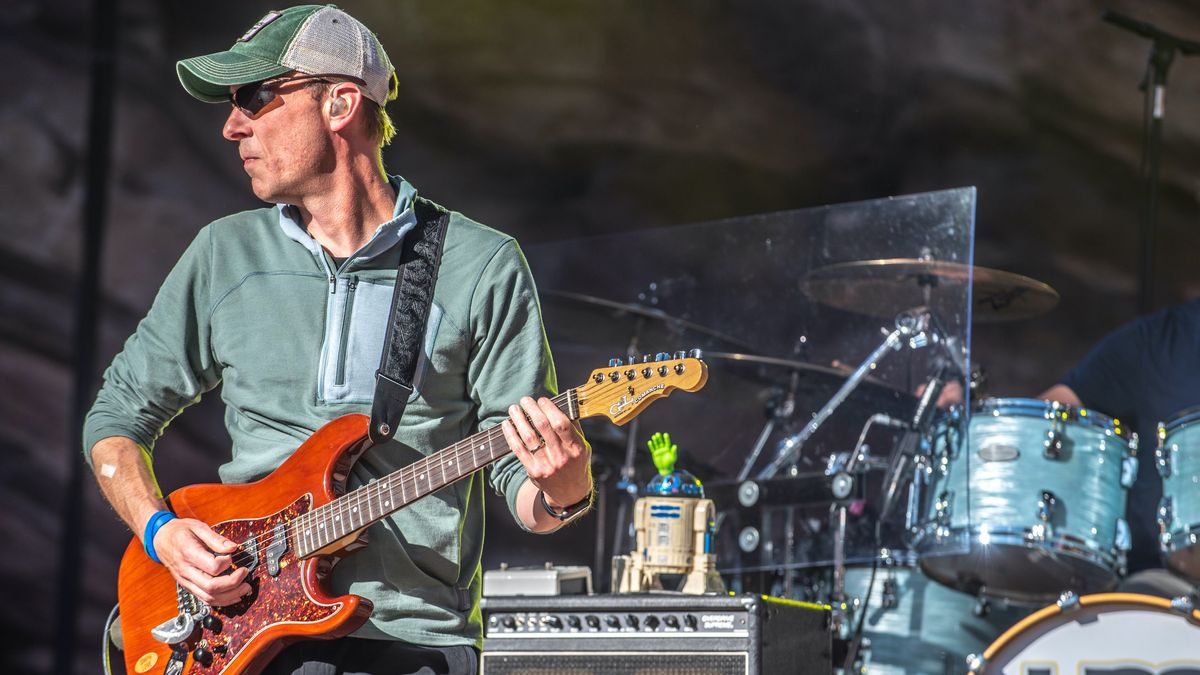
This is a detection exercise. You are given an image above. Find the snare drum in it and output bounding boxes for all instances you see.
[967,592,1200,674]
[844,564,1032,674]
[1158,408,1200,579]
[917,398,1138,604]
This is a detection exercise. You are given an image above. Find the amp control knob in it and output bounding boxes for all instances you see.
[664,615,679,628]
[684,614,698,629]
[605,615,620,628]
[586,615,600,629]
[643,615,660,630]
[625,614,639,629]
[501,616,516,629]
[544,615,563,629]
[567,615,582,630]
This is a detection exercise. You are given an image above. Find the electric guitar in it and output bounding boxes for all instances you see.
[117,354,707,675]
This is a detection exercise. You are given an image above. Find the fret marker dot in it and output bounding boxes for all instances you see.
[352,507,358,512]
[384,501,391,506]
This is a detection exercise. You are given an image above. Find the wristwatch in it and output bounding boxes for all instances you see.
[539,488,593,521]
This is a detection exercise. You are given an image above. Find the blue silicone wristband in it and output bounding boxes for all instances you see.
[143,510,176,564]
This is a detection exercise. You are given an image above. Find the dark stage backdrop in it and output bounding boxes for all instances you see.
[4,1,1200,672]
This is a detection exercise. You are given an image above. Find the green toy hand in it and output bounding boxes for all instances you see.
[647,432,678,476]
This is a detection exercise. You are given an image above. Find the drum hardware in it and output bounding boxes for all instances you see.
[1033,491,1057,540]
[967,591,1200,674]
[1043,417,1064,459]
[736,369,801,483]
[756,307,940,481]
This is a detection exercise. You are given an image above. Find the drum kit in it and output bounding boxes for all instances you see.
[540,257,1200,673]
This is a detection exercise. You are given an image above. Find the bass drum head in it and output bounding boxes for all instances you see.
[974,593,1200,673]
[844,565,1032,674]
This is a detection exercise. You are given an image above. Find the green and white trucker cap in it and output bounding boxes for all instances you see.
[177,4,397,106]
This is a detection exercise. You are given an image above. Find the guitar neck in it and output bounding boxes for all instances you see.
[294,389,578,557]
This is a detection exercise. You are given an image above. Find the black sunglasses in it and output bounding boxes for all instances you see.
[230,75,330,117]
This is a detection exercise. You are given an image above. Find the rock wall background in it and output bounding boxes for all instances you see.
[5,0,1200,672]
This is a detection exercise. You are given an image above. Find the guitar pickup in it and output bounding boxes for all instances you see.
[265,523,288,577]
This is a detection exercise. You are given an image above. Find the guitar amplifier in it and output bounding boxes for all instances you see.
[480,593,832,674]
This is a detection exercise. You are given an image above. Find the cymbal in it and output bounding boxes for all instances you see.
[539,290,757,352]
[801,259,1059,322]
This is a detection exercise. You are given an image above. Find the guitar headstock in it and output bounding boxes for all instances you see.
[575,351,708,426]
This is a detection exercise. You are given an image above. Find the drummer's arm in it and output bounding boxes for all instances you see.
[1038,384,1082,407]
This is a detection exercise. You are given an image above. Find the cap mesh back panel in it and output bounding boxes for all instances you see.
[283,7,366,80]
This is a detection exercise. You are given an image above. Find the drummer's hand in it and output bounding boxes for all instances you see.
[153,517,251,607]
[916,379,965,409]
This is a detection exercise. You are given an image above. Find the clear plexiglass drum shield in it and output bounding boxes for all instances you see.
[526,187,976,572]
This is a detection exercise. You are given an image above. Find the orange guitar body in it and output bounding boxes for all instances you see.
[118,414,375,675]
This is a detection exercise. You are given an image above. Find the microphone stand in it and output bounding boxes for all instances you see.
[1102,10,1200,314]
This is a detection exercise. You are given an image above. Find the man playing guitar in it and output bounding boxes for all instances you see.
[84,6,592,673]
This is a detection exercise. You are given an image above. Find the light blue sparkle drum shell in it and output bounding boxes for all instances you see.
[917,398,1136,604]
[843,564,1032,674]
[1158,408,1200,579]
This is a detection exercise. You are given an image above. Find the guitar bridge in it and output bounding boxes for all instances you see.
[150,585,208,645]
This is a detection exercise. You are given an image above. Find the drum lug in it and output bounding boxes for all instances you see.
[1056,590,1080,611]
[1043,418,1064,460]
[1033,491,1057,540]
[1159,497,1175,552]
[972,595,990,617]
[1170,595,1196,616]
[934,491,953,529]
[1114,517,1131,553]
[1120,456,1139,489]
[1155,432,1173,479]
[965,653,985,673]
[881,577,898,609]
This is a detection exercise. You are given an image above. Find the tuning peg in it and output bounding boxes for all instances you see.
[609,358,622,367]
[674,350,686,360]
[655,352,669,362]
[642,354,652,363]
[688,348,703,359]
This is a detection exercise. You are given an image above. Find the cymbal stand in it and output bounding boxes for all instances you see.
[736,370,800,482]
[756,308,932,480]
[610,320,645,572]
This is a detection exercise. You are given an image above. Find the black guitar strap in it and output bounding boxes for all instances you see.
[369,196,450,444]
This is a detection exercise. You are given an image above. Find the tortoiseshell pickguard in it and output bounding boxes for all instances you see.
[188,494,344,673]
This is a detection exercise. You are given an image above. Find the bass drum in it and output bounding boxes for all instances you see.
[968,592,1200,674]
[844,564,1032,674]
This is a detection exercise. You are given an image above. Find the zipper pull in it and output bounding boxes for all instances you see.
[329,275,336,293]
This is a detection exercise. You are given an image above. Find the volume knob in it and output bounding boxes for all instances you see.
[192,646,213,667]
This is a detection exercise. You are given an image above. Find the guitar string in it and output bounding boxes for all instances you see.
[221,370,674,567]
[222,385,583,565]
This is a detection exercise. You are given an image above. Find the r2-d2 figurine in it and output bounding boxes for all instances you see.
[616,433,726,594]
